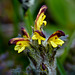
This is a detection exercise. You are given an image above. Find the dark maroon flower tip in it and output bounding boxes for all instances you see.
[8,38,30,45]
[35,30,46,38]
[21,27,29,37]
[56,30,65,37]
[40,5,47,14]
[41,31,46,38]
[8,39,16,45]
[37,5,47,18]
[47,30,65,41]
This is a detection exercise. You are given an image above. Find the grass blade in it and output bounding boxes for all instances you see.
[57,58,67,75]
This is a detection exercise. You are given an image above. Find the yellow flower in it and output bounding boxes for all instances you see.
[47,30,65,48]
[8,27,30,53]
[14,40,30,53]
[9,38,30,53]
[34,5,47,31]
[32,30,46,44]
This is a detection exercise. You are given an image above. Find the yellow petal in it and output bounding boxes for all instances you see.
[32,31,45,44]
[35,13,47,30]
[40,36,45,41]
[42,14,46,21]
[55,38,64,46]
[14,45,20,51]
[38,36,45,44]
[38,39,41,44]
[32,35,37,40]
[23,35,28,38]
[14,40,29,53]
[18,46,25,53]
[50,41,57,48]
[43,21,47,26]
[16,41,29,45]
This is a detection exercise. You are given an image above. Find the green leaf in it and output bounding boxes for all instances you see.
[46,0,67,26]
[57,58,67,75]
[45,0,75,28]
[11,0,20,36]
[24,9,34,36]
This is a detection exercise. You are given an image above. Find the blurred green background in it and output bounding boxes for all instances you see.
[0,0,75,75]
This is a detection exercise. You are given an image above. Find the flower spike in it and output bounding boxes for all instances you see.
[47,30,65,48]
[34,5,47,31]
[8,5,67,74]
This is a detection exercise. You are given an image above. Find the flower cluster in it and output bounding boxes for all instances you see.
[9,5,65,53]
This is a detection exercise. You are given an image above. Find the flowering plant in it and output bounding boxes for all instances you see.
[9,5,66,75]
